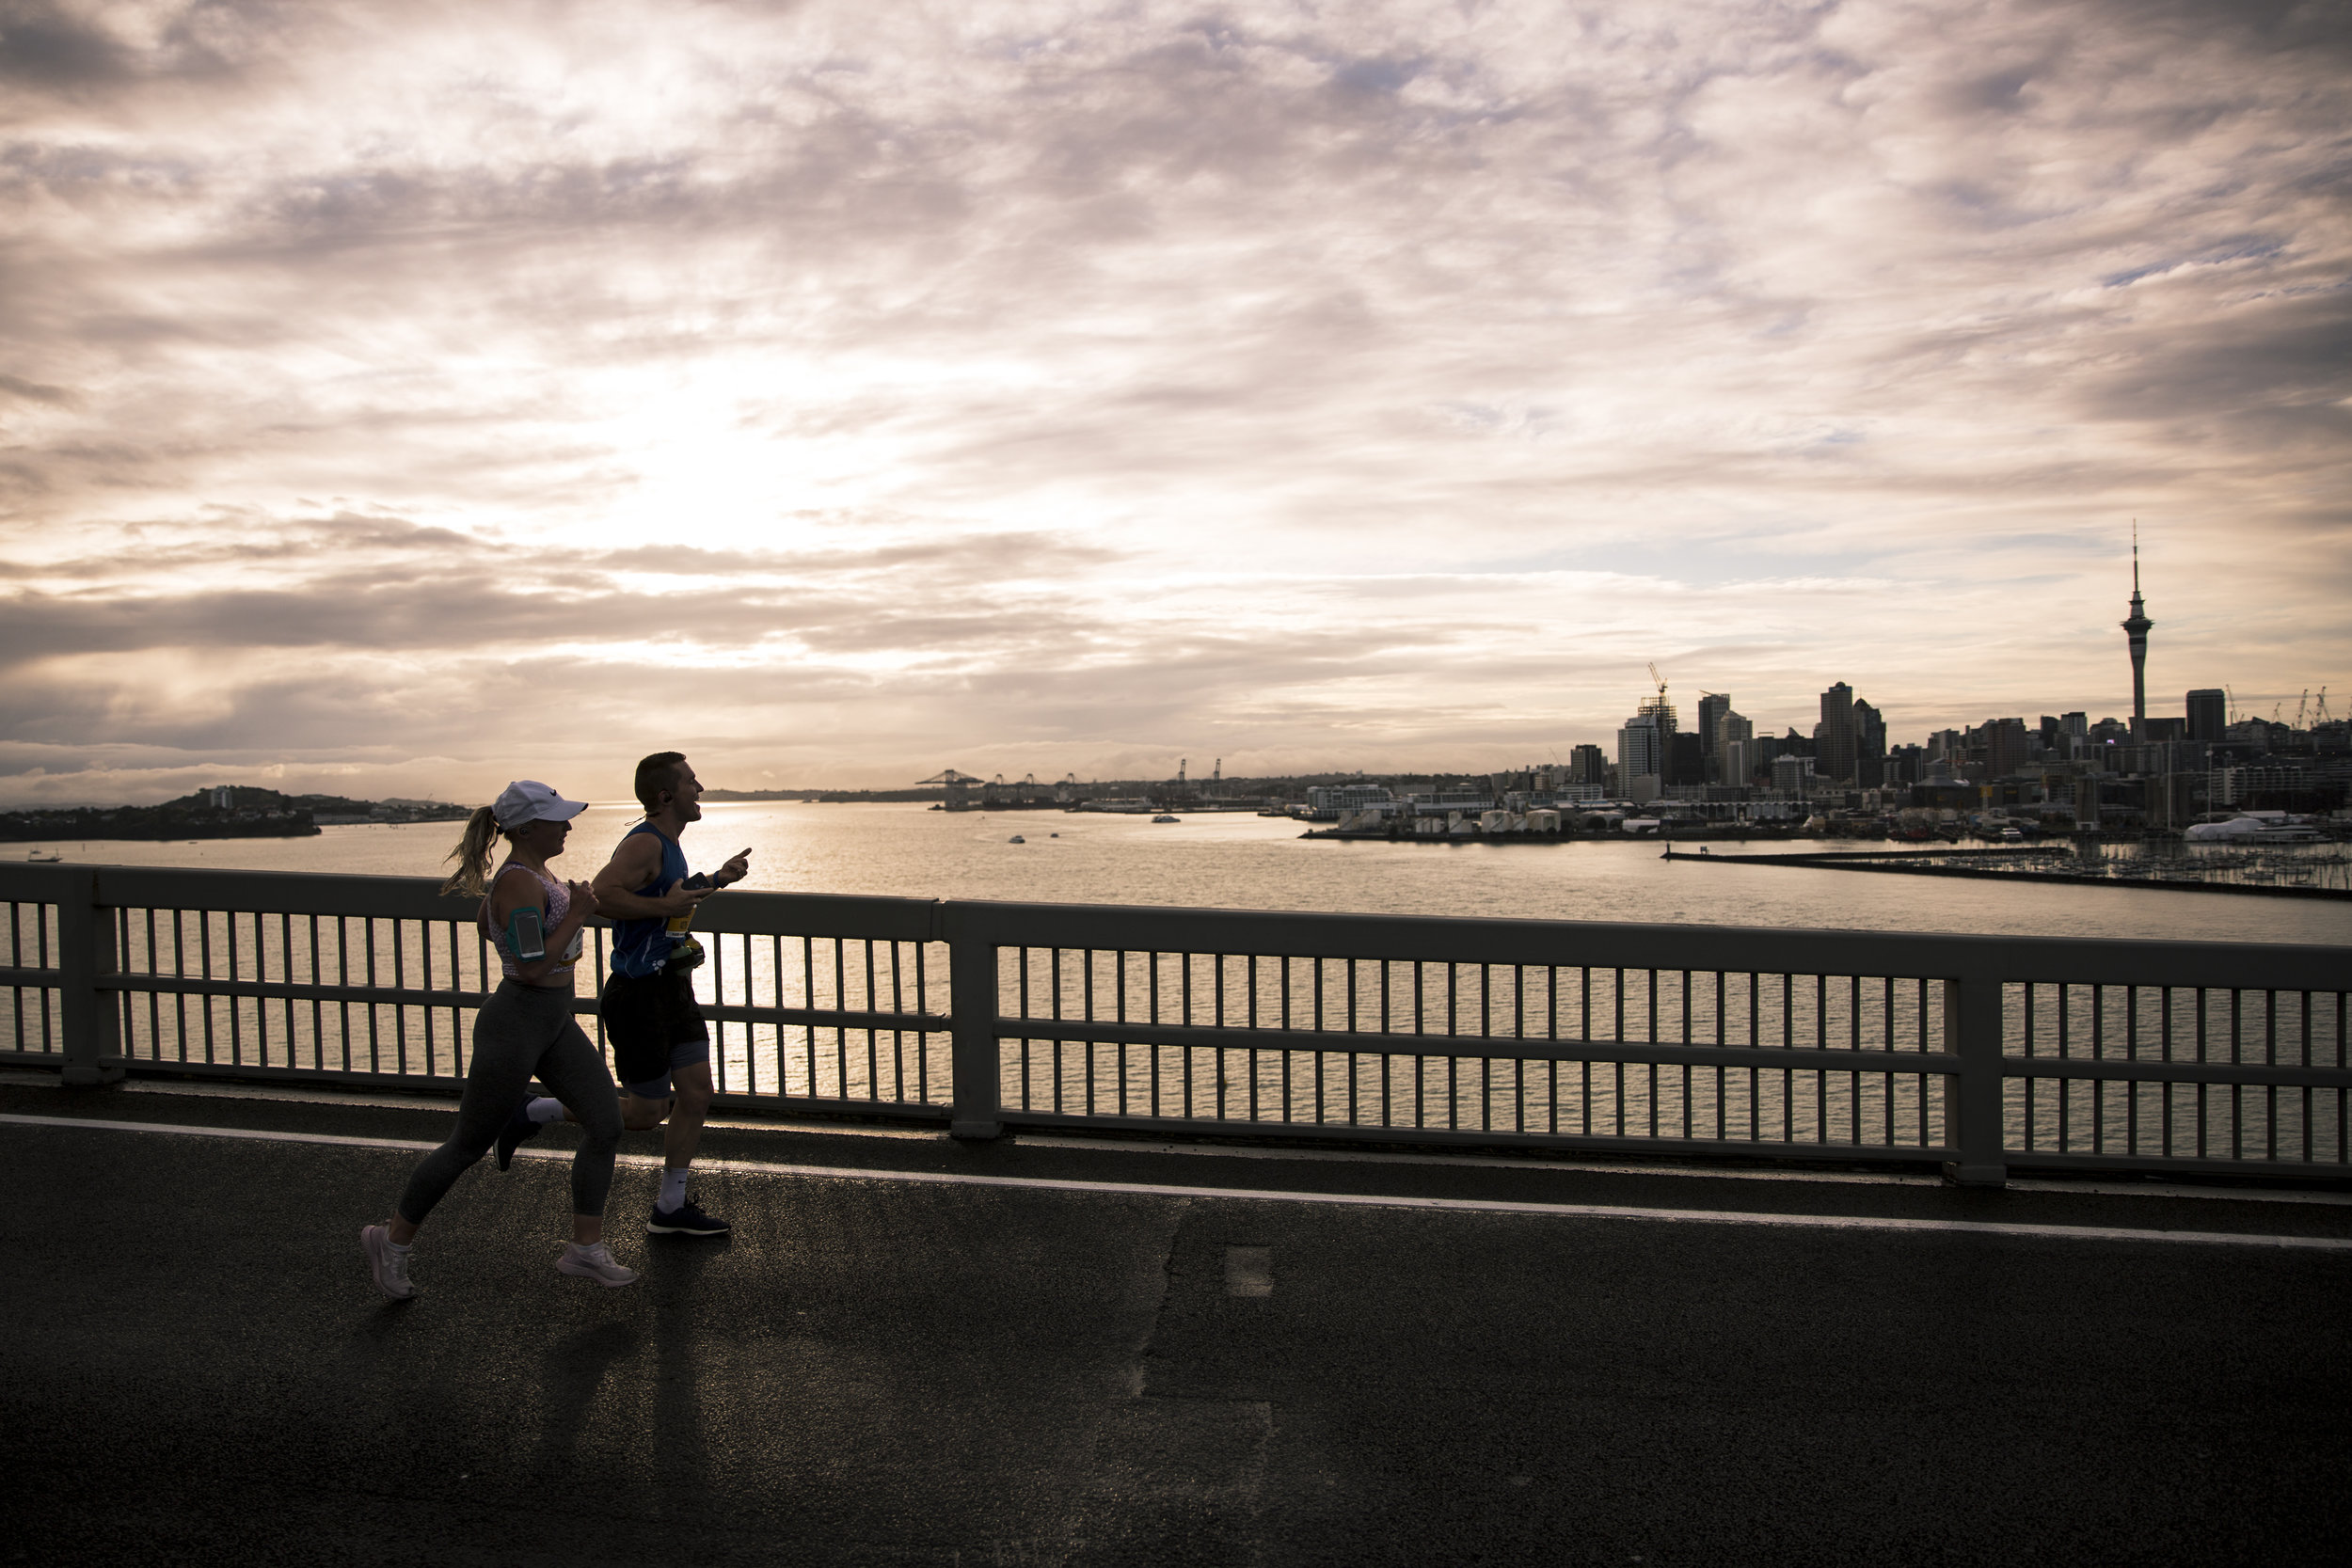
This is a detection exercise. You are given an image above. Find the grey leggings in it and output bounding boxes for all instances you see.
[397,981,623,1225]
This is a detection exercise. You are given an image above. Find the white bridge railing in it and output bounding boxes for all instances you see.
[4,863,2346,1186]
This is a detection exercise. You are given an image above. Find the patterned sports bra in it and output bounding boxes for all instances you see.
[480,863,585,983]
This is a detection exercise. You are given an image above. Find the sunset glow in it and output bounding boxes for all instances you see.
[3,0,2346,802]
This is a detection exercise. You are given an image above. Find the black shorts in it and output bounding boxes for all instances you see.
[598,967,709,1092]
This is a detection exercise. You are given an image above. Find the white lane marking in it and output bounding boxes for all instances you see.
[43,1076,2348,1204]
[1017,1132,1945,1188]
[8,1113,2351,1252]
[2002,1178,2352,1208]
[1020,1134,2352,1207]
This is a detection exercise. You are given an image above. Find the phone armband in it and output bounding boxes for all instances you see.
[506,907,547,962]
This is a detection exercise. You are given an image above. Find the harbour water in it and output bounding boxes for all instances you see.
[20,801,2351,945]
[15,803,2344,1162]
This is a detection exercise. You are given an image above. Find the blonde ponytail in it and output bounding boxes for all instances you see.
[439,805,503,896]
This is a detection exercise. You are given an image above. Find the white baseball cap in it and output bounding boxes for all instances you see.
[492,780,590,831]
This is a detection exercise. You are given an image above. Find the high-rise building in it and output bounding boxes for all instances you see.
[1697,693,1731,762]
[2186,689,2227,744]
[1666,733,1706,787]
[1852,698,1886,787]
[1617,712,1662,789]
[1568,744,1611,788]
[1640,697,1677,750]
[1983,717,2031,778]
[2060,711,2089,759]
[2122,528,2153,724]
[1715,708,1753,783]
[1818,682,1856,784]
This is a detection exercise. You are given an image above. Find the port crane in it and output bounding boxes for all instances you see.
[916,768,987,811]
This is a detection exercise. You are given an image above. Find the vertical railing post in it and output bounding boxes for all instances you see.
[1942,973,2006,1186]
[945,904,1003,1140]
[58,869,126,1088]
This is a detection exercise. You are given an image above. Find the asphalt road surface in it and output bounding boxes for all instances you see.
[3,1080,2347,1567]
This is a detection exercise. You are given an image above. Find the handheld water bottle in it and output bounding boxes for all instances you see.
[667,875,707,972]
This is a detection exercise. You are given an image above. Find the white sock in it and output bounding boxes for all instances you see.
[526,1096,564,1125]
[660,1168,689,1211]
[387,1236,413,1256]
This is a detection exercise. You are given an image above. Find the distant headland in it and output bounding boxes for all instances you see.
[0,786,474,843]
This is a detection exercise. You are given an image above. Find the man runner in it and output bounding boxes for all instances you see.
[589,751,749,1237]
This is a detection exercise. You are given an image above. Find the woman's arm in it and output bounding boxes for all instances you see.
[487,866,593,984]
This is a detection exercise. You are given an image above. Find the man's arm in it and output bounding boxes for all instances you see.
[591,833,708,920]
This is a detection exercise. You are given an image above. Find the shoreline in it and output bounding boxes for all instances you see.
[1669,847,2352,901]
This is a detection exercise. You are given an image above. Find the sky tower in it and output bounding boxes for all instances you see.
[2121,522,2153,724]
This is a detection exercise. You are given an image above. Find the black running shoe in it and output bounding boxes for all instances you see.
[647,1198,730,1237]
[495,1102,543,1171]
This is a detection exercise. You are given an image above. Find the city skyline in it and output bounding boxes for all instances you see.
[2,0,2347,807]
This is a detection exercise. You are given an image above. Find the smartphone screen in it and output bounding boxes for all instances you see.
[509,907,546,961]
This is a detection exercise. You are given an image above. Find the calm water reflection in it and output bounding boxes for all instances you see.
[29,801,2351,945]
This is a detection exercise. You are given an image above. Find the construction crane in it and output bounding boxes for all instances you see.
[1647,662,1668,705]
[916,768,987,812]
[2317,689,2334,725]
[2294,690,2310,729]
[2227,686,2239,724]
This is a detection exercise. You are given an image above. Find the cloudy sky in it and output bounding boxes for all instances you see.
[3,0,2346,804]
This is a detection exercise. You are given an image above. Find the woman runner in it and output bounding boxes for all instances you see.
[360,781,632,1298]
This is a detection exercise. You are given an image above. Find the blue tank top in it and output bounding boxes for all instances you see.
[610,822,691,979]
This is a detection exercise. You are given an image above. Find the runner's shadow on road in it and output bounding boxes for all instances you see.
[643,1230,733,1282]
[525,1320,641,1481]
[645,1237,723,1511]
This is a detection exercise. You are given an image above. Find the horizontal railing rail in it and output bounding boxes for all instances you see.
[4,863,2346,1185]
[1,864,950,1117]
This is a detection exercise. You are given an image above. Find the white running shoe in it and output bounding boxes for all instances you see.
[361,1224,418,1301]
[556,1241,638,1288]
